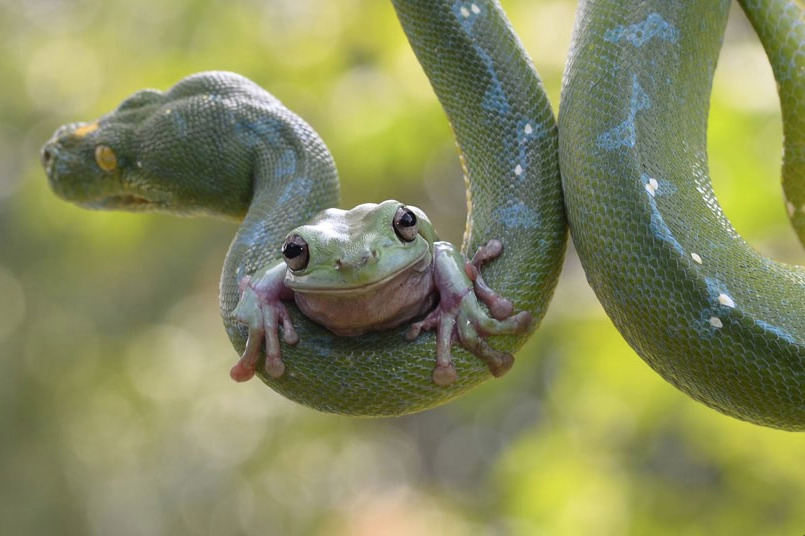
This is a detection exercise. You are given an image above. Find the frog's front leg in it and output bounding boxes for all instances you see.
[230,263,298,382]
[407,240,533,386]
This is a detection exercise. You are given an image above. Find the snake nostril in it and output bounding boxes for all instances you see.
[41,145,54,168]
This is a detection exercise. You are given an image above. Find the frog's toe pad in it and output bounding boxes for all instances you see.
[230,361,257,383]
[510,311,533,333]
[488,352,514,377]
[487,297,514,320]
[432,362,458,386]
[265,356,286,379]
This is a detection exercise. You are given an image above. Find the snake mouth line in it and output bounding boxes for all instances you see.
[86,195,163,210]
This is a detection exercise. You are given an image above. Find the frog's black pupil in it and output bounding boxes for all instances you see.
[400,211,416,227]
[283,242,304,258]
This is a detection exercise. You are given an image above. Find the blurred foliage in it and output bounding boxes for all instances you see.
[0,0,803,534]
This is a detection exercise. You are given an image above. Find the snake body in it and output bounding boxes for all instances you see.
[43,0,565,416]
[42,0,805,428]
[560,0,805,430]
[237,0,566,415]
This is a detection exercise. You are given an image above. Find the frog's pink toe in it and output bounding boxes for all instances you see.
[514,311,533,332]
[230,361,256,382]
[488,353,514,377]
[282,326,299,346]
[432,363,457,387]
[265,356,286,379]
[487,297,514,319]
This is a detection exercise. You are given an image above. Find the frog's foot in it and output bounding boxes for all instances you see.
[230,269,298,382]
[466,239,514,320]
[407,240,533,387]
[407,291,531,386]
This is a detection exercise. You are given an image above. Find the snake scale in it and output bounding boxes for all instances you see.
[561,0,804,430]
[41,0,804,429]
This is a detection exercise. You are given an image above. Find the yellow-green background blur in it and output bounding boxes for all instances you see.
[1,0,803,534]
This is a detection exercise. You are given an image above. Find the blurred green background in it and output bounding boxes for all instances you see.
[1,0,804,534]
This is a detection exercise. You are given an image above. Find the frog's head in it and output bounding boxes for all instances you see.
[282,200,437,293]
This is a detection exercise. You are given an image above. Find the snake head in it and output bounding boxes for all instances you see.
[40,89,176,212]
[41,72,284,220]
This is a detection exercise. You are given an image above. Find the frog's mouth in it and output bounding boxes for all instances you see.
[286,248,433,295]
[289,249,437,337]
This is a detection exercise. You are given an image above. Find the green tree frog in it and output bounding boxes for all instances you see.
[230,200,532,386]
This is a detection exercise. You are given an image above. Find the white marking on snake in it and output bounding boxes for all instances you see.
[645,177,658,197]
[524,123,533,135]
[471,3,480,14]
[787,201,796,217]
[691,252,702,264]
[718,293,735,308]
[460,6,470,17]
[514,164,523,176]
[709,316,723,329]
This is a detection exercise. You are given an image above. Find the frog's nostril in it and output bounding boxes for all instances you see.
[358,250,375,267]
[334,250,377,270]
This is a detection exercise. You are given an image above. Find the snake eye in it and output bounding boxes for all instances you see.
[282,234,310,271]
[95,145,117,172]
[393,206,418,242]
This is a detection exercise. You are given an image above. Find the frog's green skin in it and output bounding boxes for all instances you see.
[41,0,566,416]
[229,199,532,386]
[41,0,805,429]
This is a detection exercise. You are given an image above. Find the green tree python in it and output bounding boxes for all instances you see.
[40,0,804,430]
[561,0,804,431]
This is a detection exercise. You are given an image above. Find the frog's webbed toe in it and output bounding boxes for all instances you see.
[230,265,297,382]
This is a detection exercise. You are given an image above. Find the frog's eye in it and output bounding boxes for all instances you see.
[282,234,310,271]
[95,145,117,172]
[393,206,418,243]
